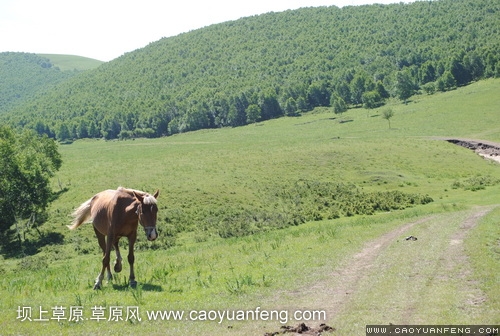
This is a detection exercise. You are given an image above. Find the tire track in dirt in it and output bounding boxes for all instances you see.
[278,207,495,333]
[401,207,493,324]
[261,216,434,336]
[286,216,434,322]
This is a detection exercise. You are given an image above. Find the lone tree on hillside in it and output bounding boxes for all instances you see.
[382,108,394,129]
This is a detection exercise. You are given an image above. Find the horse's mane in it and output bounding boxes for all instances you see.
[142,194,157,205]
[117,186,157,205]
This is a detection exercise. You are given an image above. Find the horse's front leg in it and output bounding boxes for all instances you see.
[127,232,137,288]
[95,233,114,290]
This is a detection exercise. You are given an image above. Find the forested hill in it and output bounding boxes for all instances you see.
[3,0,499,140]
[0,53,84,114]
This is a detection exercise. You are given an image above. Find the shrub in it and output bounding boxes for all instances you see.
[453,175,500,191]
[159,180,433,241]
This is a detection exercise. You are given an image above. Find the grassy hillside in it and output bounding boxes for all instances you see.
[37,54,103,71]
[0,52,99,115]
[2,0,499,140]
[1,79,499,335]
[22,78,500,249]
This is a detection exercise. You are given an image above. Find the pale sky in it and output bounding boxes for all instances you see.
[0,0,412,62]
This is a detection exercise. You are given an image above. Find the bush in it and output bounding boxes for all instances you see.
[452,175,500,191]
[161,180,433,241]
[422,82,436,95]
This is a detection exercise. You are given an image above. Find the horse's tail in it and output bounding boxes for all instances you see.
[68,197,93,230]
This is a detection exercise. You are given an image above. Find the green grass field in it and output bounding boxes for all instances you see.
[37,54,104,71]
[1,79,499,335]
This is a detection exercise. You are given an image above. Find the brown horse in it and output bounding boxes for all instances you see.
[68,187,159,289]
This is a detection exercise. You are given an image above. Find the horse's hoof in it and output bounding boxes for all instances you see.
[93,283,101,290]
[114,263,122,273]
[129,280,138,289]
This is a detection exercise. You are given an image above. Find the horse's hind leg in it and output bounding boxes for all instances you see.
[127,232,138,288]
[113,240,123,273]
[93,227,113,289]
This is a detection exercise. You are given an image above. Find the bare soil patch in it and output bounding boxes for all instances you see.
[446,139,500,163]
[265,323,335,336]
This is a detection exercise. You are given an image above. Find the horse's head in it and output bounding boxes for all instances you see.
[133,190,159,241]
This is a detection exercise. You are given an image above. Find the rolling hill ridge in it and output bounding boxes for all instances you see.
[2,0,499,140]
[0,53,103,115]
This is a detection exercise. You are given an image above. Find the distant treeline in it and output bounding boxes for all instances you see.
[2,0,499,141]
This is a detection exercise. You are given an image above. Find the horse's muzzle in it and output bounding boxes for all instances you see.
[145,227,158,241]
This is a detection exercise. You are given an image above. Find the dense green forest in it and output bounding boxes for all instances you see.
[0,53,86,115]
[2,0,499,140]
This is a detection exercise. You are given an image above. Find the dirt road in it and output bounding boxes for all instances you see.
[266,207,496,335]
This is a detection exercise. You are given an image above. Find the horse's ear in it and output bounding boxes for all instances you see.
[133,191,144,203]
[153,190,159,199]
